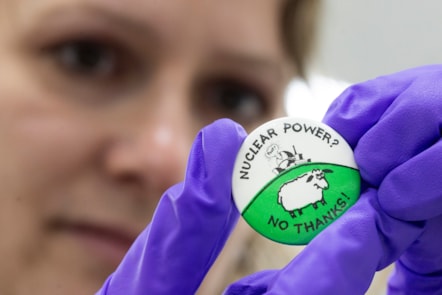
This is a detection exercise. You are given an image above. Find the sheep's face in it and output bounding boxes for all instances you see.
[309,169,329,190]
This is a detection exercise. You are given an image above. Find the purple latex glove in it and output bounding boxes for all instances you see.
[225,65,442,294]
[96,118,246,294]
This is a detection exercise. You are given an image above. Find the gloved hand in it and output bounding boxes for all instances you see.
[225,65,442,294]
[96,118,247,294]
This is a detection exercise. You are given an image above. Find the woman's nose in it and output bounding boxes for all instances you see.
[103,63,198,194]
[104,117,191,194]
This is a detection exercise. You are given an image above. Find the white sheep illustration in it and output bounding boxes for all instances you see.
[277,169,333,218]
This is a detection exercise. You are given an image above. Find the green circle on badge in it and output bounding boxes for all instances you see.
[232,117,361,245]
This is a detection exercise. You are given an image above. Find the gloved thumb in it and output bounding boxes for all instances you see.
[98,118,247,294]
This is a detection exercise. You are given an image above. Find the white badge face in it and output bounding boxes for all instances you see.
[232,117,360,245]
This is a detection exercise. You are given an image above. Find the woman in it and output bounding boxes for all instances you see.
[0,0,321,294]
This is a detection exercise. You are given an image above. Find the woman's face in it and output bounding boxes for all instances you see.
[0,0,294,293]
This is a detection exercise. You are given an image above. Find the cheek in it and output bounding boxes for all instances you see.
[1,107,97,186]
[0,95,101,290]
[0,90,100,229]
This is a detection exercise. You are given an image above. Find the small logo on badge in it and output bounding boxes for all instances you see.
[232,117,361,245]
[265,144,311,174]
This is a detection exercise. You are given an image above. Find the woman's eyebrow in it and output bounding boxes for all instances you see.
[30,2,162,44]
[211,51,284,81]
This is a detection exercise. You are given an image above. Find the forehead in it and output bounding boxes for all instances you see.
[5,0,286,57]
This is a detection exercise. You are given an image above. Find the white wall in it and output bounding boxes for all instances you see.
[286,1,442,119]
[312,0,442,83]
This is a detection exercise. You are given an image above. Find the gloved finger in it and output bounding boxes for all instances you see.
[379,139,442,221]
[388,260,442,295]
[354,80,442,186]
[322,65,441,149]
[388,214,442,294]
[222,270,278,295]
[224,189,425,295]
[97,119,247,295]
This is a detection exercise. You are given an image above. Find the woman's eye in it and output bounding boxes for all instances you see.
[50,40,121,78]
[198,80,269,125]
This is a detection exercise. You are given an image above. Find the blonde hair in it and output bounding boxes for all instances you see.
[280,0,321,77]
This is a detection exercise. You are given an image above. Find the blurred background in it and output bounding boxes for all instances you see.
[286,0,442,119]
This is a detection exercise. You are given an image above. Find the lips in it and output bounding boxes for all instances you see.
[48,217,139,267]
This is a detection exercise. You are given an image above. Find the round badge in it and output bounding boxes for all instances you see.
[232,117,360,245]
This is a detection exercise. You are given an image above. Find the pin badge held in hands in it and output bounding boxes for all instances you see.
[232,117,361,245]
